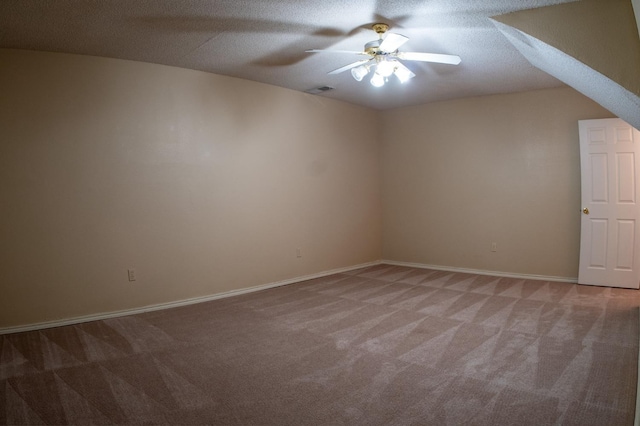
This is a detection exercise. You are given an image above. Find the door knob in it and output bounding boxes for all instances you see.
[582,207,589,215]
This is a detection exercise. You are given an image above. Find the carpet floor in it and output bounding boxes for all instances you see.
[1,264,639,425]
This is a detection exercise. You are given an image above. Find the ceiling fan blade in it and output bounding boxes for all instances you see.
[328,59,372,75]
[306,49,367,55]
[379,32,408,52]
[396,52,462,65]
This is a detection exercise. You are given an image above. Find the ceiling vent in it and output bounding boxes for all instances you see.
[305,86,334,94]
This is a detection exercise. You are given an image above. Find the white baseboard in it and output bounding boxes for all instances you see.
[382,259,578,283]
[0,259,578,335]
[0,260,382,335]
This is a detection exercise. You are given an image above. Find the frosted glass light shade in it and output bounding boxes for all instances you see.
[370,72,385,87]
[394,64,415,83]
[351,65,369,81]
[376,60,395,77]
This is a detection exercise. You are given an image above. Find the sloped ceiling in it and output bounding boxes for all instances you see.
[0,0,575,110]
[492,0,640,129]
[0,0,637,118]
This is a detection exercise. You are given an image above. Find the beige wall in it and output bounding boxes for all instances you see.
[0,49,382,328]
[381,87,614,278]
[0,48,623,330]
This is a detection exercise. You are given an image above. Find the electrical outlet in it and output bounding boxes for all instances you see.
[491,242,497,252]
[296,248,302,258]
[127,268,137,282]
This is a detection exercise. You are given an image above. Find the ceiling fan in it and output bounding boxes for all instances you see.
[306,23,461,87]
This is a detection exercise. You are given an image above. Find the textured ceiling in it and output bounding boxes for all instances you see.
[0,0,577,110]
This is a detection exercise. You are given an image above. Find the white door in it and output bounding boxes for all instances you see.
[578,118,640,289]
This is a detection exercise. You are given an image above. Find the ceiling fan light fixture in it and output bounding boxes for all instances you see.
[370,72,385,87]
[351,65,369,82]
[376,59,396,78]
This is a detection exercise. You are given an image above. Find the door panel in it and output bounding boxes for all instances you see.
[578,118,640,289]
[588,219,607,269]
[590,154,608,202]
[617,220,634,270]
[617,153,634,203]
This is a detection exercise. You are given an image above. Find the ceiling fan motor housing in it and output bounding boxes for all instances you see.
[364,40,383,55]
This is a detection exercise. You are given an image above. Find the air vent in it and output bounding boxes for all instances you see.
[305,86,334,95]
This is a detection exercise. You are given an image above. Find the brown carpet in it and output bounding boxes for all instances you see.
[1,264,639,425]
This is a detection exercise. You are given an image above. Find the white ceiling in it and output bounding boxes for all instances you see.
[0,0,577,110]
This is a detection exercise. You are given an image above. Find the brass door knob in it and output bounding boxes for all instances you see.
[582,207,589,215]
